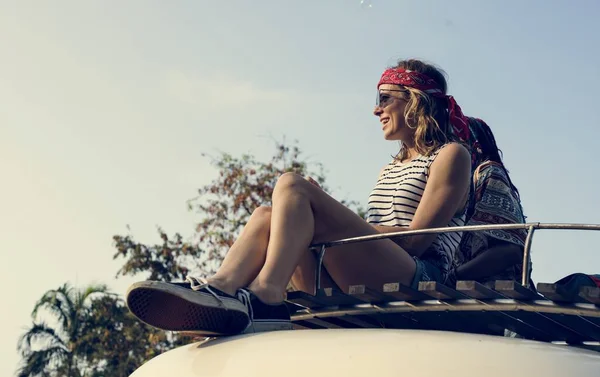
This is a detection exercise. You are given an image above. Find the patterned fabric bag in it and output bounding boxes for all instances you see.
[455,160,529,283]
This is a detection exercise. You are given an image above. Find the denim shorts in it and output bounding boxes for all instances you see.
[410,256,444,289]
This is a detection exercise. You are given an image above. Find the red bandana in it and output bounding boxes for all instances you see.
[377,68,470,142]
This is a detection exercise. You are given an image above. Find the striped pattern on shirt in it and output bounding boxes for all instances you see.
[366,145,466,277]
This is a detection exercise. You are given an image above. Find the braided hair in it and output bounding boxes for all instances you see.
[463,117,525,223]
[468,118,521,200]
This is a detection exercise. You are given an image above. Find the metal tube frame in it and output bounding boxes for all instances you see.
[311,222,600,290]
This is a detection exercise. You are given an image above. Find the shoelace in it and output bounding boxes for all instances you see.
[236,288,255,333]
[185,276,227,309]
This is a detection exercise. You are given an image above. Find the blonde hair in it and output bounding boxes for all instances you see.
[392,59,461,162]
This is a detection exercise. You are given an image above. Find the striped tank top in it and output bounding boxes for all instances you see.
[366,144,466,277]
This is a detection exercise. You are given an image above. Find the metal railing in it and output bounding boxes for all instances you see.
[309,222,600,290]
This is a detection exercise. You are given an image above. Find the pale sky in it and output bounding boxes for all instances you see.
[2,1,600,375]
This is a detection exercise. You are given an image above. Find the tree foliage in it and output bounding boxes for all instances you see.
[18,139,363,375]
[112,140,363,282]
[17,284,187,377]
[17,283,107,377]
[75,295,187,377]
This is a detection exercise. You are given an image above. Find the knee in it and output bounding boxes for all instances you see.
[251,206,272,226]
[273,172,308,197]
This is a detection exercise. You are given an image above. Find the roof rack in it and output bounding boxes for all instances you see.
[284,223,600,352]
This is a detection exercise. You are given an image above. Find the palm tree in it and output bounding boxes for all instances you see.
[17,283,109,377]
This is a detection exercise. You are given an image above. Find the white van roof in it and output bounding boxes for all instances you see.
[130,223,600,376]
[131,329,600,377]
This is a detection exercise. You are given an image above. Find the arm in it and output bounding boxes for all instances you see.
[455,241,523,280]
[374,143,471,257]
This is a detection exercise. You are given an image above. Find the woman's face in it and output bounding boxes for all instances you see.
[373,84,411,141]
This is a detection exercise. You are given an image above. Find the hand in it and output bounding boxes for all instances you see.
[305,176,321,189]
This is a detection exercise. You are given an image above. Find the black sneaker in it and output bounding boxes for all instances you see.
[236,288,293,333]
[126,276,250,336]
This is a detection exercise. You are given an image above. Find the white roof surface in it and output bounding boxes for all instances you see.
[131,329,600,377]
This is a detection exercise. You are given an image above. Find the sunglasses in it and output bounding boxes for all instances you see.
[376,89,407,108]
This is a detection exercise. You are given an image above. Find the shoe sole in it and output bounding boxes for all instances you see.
[242,319,294,334]
[182,319,294,337]
[126,281,249,336]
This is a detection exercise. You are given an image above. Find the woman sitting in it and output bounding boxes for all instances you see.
[450,118,529,286]
[126,59,473,336]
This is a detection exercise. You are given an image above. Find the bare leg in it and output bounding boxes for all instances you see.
[207,206,272,296]
[126,173,416,335]
[208,206,336,296]
[248,173,416,304]
[290,253,337,294]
